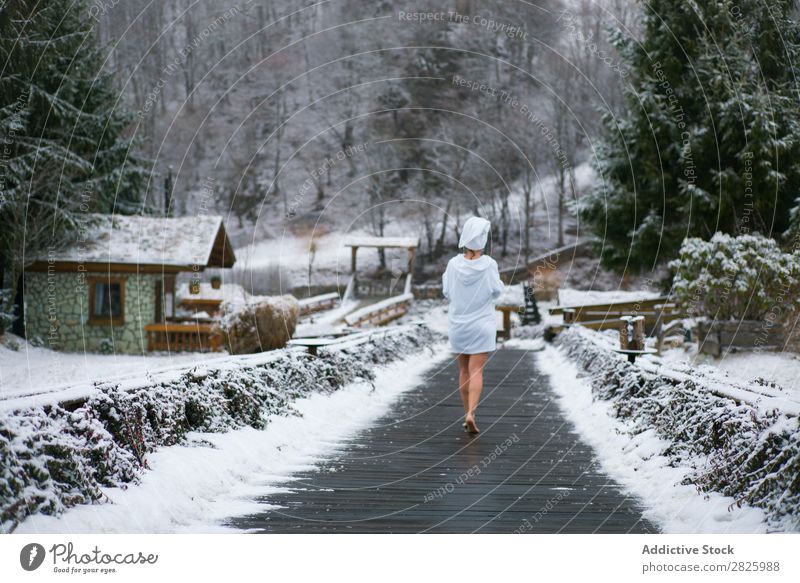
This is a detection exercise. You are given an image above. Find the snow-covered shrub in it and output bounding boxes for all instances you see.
[669,233,800,321]
[557,327,799,531]
[0,325,440,532]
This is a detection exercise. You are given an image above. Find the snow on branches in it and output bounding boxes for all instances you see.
[670,232,800,321]
[557,326,799,531]
[0,325,440,532]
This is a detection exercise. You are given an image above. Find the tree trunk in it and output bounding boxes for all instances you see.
[423,213,434,259]
[557,164,566,247]
[378,207,387,269]
[183,11,196,108]
[435,199,452,256]
[523,181,533,265]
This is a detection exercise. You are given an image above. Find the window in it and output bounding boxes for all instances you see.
[152,276,175,323]
[164,275,175,319]
[88,278,125,325]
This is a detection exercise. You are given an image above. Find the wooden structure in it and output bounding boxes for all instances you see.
[618,315,645,350]
[498,241,588,286]
[654,310,688,354]
[521,280,541,325]
[287,337,339,356]
[230,348,656,534]
[344,236,418,276]
[23,214,235,354]
[344,293,413,327]
[343,236,419,299]
[548,296,682,335]
[177,282,226,317]
[496,304,521,340]
[298,292,339,316]
[144,322,222,352]
[612,315,656,363]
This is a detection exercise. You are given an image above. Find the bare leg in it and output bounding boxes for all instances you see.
[465,353,489,433]
[457,354,470,425]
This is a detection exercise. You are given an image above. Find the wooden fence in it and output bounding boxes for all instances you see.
[549,296,683,335]
[344,293,414,327]
[298,292,339,316]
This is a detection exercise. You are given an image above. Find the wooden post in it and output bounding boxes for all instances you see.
[407,246,416,274]
[631,316,645,351]
[654,304,664,354]
[351,246,358,274]
[619,315,645,351]
[618,318,630,349]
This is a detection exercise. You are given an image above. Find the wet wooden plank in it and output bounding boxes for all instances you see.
[227,348,658,533]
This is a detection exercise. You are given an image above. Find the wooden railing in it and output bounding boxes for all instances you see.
[498,241,587,284]
[344,293,414,327]
[298,292,339,316]
[144,322,223,352]
[355,277,408,299]
[179,297,223,317]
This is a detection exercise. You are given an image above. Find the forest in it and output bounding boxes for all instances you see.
[2,0,800,325]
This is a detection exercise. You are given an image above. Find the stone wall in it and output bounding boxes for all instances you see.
[24,270,160,354]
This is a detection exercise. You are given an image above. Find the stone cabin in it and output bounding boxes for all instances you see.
[22,214,236,354]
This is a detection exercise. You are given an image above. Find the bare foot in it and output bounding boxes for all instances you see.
[465,415,480,434]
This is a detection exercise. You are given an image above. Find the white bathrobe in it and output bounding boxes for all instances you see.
[442,254,504,354]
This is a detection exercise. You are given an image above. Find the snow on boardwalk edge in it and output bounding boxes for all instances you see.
[0,325,442,533]
[547,326,799,532]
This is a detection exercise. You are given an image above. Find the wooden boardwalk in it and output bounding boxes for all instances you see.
[229,348,657,533]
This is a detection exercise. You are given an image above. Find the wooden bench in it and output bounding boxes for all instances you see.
[549,296,683,334]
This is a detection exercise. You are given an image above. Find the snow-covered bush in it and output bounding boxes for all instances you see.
[670,233,800,321]
[0,325,440,532]
[557,327,800,531]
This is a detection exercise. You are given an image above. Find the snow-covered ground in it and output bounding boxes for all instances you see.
[537,345,768,533]
[15,344,451,534]
[657,344,800,401]
[556,288,662,306]
[0,334,226,403]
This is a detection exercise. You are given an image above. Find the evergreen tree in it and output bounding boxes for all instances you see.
[579,0,800,273]
[0,0,148,333]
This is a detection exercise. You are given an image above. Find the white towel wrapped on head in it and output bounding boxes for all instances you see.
[459,216,491,251]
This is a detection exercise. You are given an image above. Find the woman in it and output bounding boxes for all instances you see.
[442,216,504,434]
